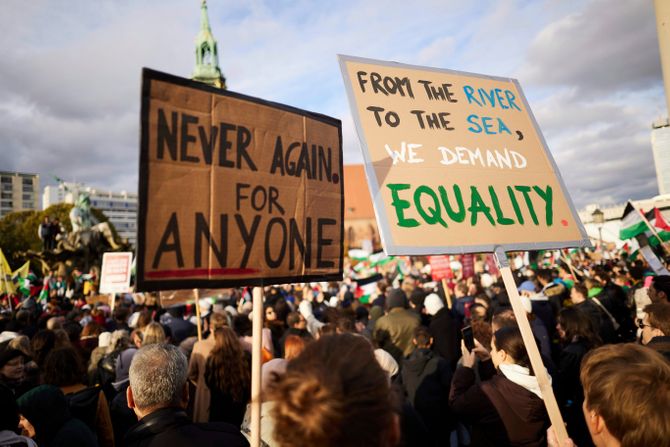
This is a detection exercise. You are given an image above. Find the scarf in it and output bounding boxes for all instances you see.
[498,363,549,399]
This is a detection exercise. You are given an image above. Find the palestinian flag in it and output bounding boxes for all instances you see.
[619,202,652,240]
[653,207,670,232]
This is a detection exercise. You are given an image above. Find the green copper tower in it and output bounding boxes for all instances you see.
[192,0,226,89]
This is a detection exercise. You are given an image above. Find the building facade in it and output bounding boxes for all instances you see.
[652,118,670,195]
[43,182,137,246]
[0,171,39,218]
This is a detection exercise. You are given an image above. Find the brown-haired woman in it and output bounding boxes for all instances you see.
[450,326,550,446]
[43,346,114,447]
[269,333,399,447]
[205,327,251,427]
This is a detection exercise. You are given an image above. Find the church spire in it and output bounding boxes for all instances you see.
[192,0,226,89]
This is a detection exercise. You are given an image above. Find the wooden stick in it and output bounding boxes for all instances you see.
[193,289,202,341]
[250,286,263,447]
[441,278,453,309]
[494,247,568,445]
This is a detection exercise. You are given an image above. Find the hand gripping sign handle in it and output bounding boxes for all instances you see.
[493,247,568,445]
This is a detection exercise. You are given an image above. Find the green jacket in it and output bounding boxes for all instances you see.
[373,308,421,363]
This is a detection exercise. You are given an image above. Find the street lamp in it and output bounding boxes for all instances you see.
[592,208,605,250]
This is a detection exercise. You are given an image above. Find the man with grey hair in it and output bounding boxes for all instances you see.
[124,344,248,447]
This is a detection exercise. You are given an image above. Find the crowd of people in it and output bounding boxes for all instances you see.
[0,249,669,446]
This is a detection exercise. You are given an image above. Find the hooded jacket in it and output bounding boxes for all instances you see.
[450,360,549,447]
[17,385,96,447]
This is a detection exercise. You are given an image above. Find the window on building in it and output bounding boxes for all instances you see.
[1,191,11,199]
[23,202,34,209]
[0,176,12,184]
[2,184,11,192]
[23,184,33,192]
[22,193,32,201]
[22,177,32,185]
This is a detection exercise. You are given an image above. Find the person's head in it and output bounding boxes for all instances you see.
[571,283,589,304]
[286,311,306,330]
[284,335,307,361]
[141,322,166,346]
[640,302,670,345]
[649,275,670,303]
[454,282,468,298]
[423,293,444,316]
[469,303,488,321]
[46,316,63,331]
[209,312,227,333]
[205,327,249,404]
[30,329,56,368]
[43,346,84,387]
[0,348,25,382]
[265,305,277,321]
[385,288,407,311]
[412,326,432,349]
[8,335,32,359]
[408,289,426,311]
[580,344,670,446]
[535,268,553,285]
[17,385,69,442]
[270,334,399,447]
[490,327,532,373]
[557,307,601,348]
[491,308,516,333]
[127,343,188,419]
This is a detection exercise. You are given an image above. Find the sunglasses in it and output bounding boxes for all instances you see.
[637,318,650,330]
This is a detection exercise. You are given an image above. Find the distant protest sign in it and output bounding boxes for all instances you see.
[339,55,589,255]
[99,252,133,294]
[428,255,452,280]
[137,69,344,292]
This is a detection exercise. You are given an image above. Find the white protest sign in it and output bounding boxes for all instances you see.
[100,252,133,294]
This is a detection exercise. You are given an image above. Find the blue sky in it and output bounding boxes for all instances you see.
[0,0,665,208]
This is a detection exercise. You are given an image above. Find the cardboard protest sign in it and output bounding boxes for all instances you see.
[137,69,344,291]
[339,55,589,255]
[99,252,133,294]
[158,288,226,307]
[85,294,111,306]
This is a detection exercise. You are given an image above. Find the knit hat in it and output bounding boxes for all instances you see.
[424,293,444,316]
[0,347,24,369]
[517,280,537,294]
[386,288,407,310]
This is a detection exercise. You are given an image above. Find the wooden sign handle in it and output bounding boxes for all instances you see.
[441,278,453,309]
[494,247,569,445]
[250,286,264,447]
[193,289,202,341]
